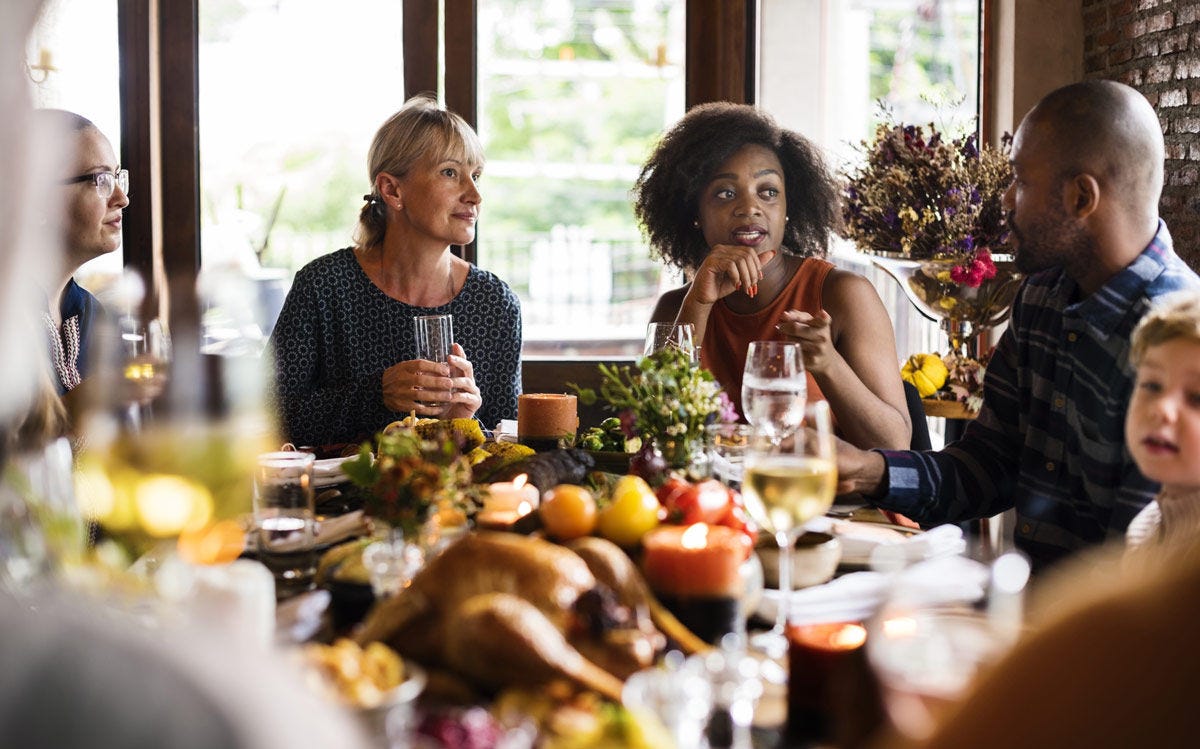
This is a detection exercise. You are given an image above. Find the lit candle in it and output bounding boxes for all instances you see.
[484,474,540,513]
[786,621,871,742]
[190,559,276,648]
[641,523,750,598]
[476,475,539,530]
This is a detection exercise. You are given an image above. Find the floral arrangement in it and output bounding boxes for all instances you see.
[842,119,1013,288]
[343,427,479,539]
[901,350,990,414]
[573,347,733,460]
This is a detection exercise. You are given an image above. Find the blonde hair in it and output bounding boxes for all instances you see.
[1129,292,1200,367]
[354,94,485,248]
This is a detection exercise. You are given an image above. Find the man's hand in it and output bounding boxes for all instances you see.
[835,437,888,497]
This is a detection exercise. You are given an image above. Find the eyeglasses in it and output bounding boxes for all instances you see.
[62,169,129,199]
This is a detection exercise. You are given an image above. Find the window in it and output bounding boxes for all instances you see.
[197,0,406,341]
[760,0,983,363]
[26,0,122,293]
[474,0,687,357]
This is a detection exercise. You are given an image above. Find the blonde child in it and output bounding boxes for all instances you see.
[1123,291,1200,550]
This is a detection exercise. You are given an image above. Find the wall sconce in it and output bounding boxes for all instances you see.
[27,47,57,84]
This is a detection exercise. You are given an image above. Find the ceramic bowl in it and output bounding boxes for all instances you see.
[757,531,842,590]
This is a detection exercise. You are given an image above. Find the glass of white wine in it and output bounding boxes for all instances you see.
[741,401,836,657]
[120,315,171,429]
[741,341,806,444]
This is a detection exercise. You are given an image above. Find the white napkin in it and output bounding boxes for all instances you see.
[806,519,967,565]
[757,555,988,626]
[245,510,368,553]
[496,419,519,443]
[312,456,356,487]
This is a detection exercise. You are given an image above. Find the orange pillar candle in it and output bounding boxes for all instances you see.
[641,523,750,598]
[517,394,578,447]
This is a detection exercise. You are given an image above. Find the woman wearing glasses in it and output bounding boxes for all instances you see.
[37,109,129,397]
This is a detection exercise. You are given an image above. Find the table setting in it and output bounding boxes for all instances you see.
[0,321,1035,749]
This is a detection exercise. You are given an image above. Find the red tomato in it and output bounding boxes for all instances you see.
[659,479,729,525]
[720,503,758,549]
[655,477,691,510]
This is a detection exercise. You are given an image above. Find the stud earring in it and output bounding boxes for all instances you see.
[693,220,700,228]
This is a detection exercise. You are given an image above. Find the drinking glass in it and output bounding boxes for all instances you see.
[706,422,753,488]
[413,314,454,414]
[120,315,171,430]
[741,401,836,657]
[644,322,697,361]
[253,451,317,596]
[742,341,806,444]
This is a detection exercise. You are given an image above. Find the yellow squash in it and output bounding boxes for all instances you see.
[901,353,949,398]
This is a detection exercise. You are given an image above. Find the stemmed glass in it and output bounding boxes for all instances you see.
[644,322,696,361]
[740,401,837,657]
[119,315,171,429]
[742,341,806,444]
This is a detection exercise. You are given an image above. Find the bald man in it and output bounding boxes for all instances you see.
[838,80,1200,571]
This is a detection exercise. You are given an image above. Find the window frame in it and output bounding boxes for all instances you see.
[118,0,995,362]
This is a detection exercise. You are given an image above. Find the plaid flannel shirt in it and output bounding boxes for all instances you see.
[876,221,1200,569]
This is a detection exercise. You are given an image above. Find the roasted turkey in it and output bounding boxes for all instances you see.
[355,531,707,701]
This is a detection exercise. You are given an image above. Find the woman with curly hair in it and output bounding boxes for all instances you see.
[637,103,910,450]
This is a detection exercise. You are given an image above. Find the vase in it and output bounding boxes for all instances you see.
[361,524,425,598]
[654,436,710,480]
[866,251,1022,357]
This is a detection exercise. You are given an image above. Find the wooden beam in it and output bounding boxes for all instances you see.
[443,0,477,262]
[686,0,753,108]
[117,0,157,318]
[403,0,439,98]
[156,0,200,337]
[443,0,477,128]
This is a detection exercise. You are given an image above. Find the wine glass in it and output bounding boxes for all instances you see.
[742,341,806,443]
[740,401,836,657]
[644,322,697,361]
[120,315,171,429]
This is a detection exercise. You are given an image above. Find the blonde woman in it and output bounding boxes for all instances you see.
[271,96,521,446]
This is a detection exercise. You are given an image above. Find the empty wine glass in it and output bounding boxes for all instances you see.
[742,341,806,443]
[741,401,836,658]
[644,322,697,361]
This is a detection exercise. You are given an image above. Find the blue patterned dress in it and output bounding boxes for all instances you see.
[270,248,522,445]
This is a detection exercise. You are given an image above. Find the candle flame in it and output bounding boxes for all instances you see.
[883,616,919,639]
[513,474,528,490]
[680,523,709,549]
[831,624,868,649]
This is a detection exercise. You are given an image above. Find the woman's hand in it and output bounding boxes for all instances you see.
[777,308,836,376]
[444,343,482,419]
[380,344,481,419]
[688,245,776,305]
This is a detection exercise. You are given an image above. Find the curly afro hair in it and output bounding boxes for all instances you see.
[633,102,840,272]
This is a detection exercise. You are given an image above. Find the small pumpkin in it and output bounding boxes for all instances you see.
[901,353,949,398]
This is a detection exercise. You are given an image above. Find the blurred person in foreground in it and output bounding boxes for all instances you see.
[881,538,1200,749]
[1122,292,1200,552]
[271,96,521,447]
[0,589,370,749]
[835,80,1200,572]
[636,102,911,451]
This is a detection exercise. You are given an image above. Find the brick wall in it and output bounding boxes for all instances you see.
[1083,0,1200,268]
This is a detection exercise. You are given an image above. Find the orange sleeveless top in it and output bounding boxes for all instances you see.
[700,257,834,418]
